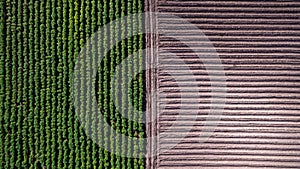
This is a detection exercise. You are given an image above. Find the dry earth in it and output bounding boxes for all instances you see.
[146,0,300,168]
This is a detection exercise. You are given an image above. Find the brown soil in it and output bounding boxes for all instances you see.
[146,0,300,168]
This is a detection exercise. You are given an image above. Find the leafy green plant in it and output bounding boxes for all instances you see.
[0,0,145,168]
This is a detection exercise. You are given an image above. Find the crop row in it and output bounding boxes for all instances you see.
[0,0,145,168]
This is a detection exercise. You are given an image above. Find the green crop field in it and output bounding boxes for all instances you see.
[0,0,145,168]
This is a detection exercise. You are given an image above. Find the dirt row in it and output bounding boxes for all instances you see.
[146,1,300,168]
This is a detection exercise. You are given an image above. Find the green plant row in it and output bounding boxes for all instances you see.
[0,0,145,168]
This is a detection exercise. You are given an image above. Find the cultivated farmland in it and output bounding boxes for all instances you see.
[0,0,145,168]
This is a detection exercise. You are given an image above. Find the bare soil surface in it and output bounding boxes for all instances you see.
[146,0,300,168]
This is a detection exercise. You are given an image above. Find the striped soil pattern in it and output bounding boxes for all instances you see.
[146,0,300,168]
